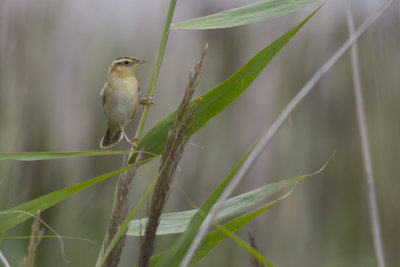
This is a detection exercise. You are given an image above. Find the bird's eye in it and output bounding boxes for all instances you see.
[124,60,129,65]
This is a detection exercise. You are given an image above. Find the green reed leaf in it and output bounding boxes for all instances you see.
[129,6,319,164]
[171,0,318,29]
[0,150,131,161]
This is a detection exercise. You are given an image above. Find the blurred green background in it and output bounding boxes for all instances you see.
[1,0,399,266]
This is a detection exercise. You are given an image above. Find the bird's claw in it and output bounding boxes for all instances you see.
[140,96,154,106]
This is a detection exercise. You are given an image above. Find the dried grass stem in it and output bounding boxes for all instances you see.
[102,150,144,267]
[19,213,44,267]
[138,44,208,267]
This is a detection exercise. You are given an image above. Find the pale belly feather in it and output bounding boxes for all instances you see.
[103,79,138,128]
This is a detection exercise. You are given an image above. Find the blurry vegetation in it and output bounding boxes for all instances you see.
[0,0,399,267]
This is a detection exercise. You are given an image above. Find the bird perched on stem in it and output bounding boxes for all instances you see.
[100,56,152,149]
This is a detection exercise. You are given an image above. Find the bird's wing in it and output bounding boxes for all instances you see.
[100,85,105,97]
[138,81,141,95]
[101,81,111,106]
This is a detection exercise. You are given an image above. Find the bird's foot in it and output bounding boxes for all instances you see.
[139,96,154,106]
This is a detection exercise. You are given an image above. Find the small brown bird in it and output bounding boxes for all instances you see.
[100,56,151,149]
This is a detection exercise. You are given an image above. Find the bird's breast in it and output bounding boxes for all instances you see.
[103,77,139,127]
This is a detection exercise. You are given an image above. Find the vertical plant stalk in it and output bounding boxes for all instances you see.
[134,0,178,142]
[248,230,265,267]
[182,1,393,264]
[19,213,44,267]
[99,1,177,263]
[344,3,386,267]
[97,163,160,267]
[138,45,207,267]
[97,150,143,267]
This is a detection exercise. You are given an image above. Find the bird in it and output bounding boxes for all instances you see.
[100,56,151,149]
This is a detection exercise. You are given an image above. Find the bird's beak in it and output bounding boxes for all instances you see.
[138,59,146,64]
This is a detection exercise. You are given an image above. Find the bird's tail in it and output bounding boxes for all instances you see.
[100,126,123,149]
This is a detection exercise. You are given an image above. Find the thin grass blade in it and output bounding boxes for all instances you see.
[214,223,275,267]
[190,200,279,266]
[128,174,307,236]
[152,142,255,267]
[171,0,317,30]
[0,150,132,161]
[140,185,294,266]
[0,162,146,233]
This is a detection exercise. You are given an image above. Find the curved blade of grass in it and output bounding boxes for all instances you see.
[153,142,255,267]
[171,0,317,30]
[128,174,308,236]
[144,202,277,267]
[0,235,100,247]
[129,8,317,164]
[190,199,281,266]
[211,220,276,267]
[140,182,297,266]
[0,160,148,233]
[0,150,132,161]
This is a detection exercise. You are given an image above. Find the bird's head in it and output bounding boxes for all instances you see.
[109,56,145,77]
